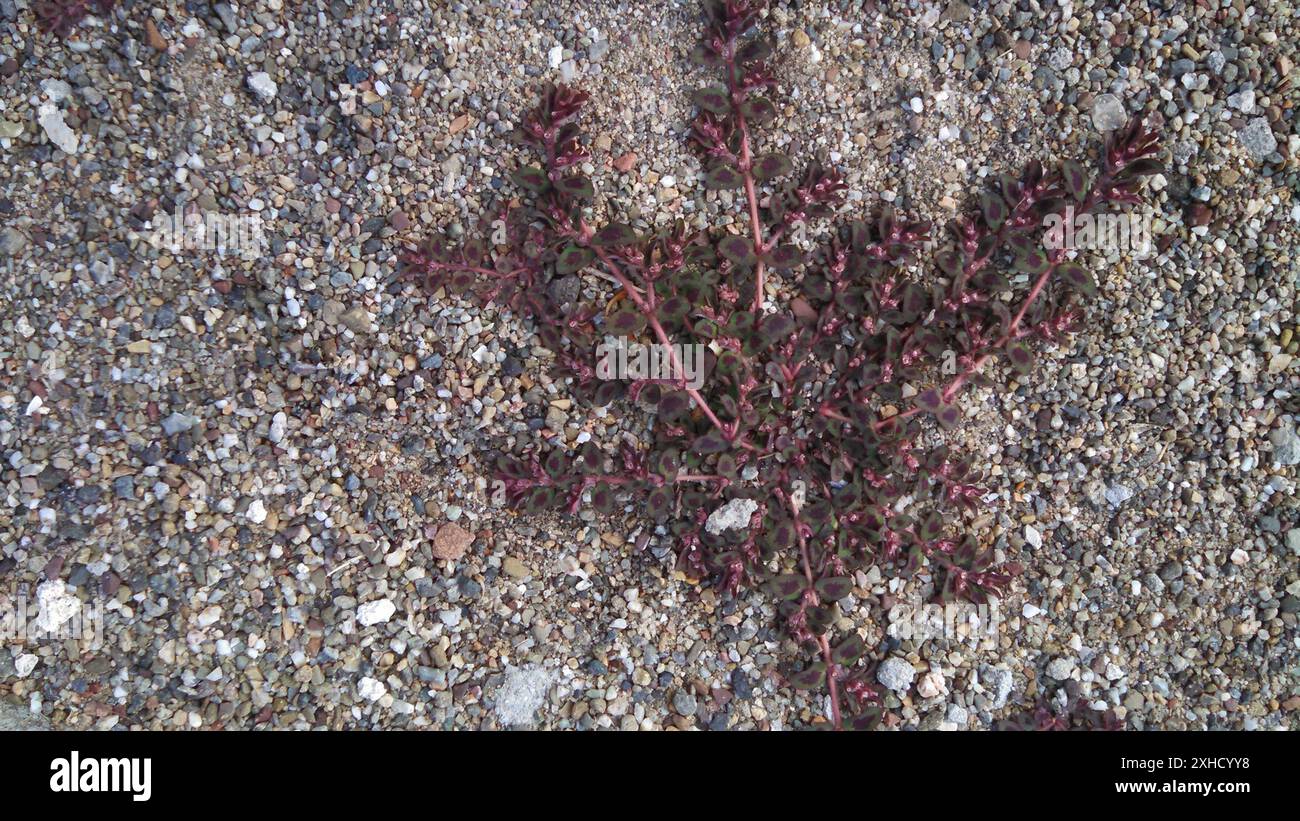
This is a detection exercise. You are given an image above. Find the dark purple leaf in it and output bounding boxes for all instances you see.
[512,165,550,193]
[789,663,826,690]
[740,96,775,123]
[1006,340,1034,374]
[753,152,792,182]
[704,165,744,190]
[693,85,731,114]
[771,573,807,601]
[814,576,852,601]
[765,244,802,270]
[591,223,637,247]
[718,235,757,267]
[556,244,594,274]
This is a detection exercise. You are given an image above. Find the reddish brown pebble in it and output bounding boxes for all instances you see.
[145,19,168,51]
[613,152,637,173]
[432,522,474,560]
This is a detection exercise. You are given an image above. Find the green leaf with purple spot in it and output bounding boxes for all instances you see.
[770,573,807,601]
[1056,260,1097,297]
[512,165,550,193]
[1006,340,1034,374]
[704,165,744,190]
[789,662,826,690]
[718,235,757,267]
[556,244,594,275]
[753,152,792,182]
[555,175,594,200]
[591,223,637,247]
[693,85,731,114]
[765,244,803,270]
[831,634,865,665]
[607,308,645,336]
[740,96,775,123]
[814,576,853,601]
[980,191,1007,230]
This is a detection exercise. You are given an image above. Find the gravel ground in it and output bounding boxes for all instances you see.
[1,0,1297,730]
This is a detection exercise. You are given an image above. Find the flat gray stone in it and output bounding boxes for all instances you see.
[876,656,916,693]
[1238,117,1278,161]
[1091,93,1127,131]
[494,665,555,727]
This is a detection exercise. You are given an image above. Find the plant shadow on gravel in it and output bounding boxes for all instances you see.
[401,0,1161,730]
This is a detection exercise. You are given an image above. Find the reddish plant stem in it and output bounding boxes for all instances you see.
[724,41,769,315]
[783,491,842,730]
[421,259,529,280]
[741,139,767,313]
[585,242,734,438]
[676,473,730,485]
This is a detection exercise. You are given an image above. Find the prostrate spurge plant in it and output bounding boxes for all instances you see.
[403,0,1161,729]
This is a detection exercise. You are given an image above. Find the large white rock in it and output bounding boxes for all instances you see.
[15,654,39,678]
[196,605,223,628]
[245,499,268,524]
[246,71,278,102]
[704,498,758,536]
[494,665,556,727]
[37,103,79,155]
[356,599,396,626]
[357,677,386,701]
[35,580,80,633]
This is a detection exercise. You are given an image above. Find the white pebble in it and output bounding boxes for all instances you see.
[357,599,397,626]
[358,677,386,701]
[245,499,268,524]
[15,654,39,677]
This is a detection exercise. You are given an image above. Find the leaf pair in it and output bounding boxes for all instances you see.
[914,389,961,429]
